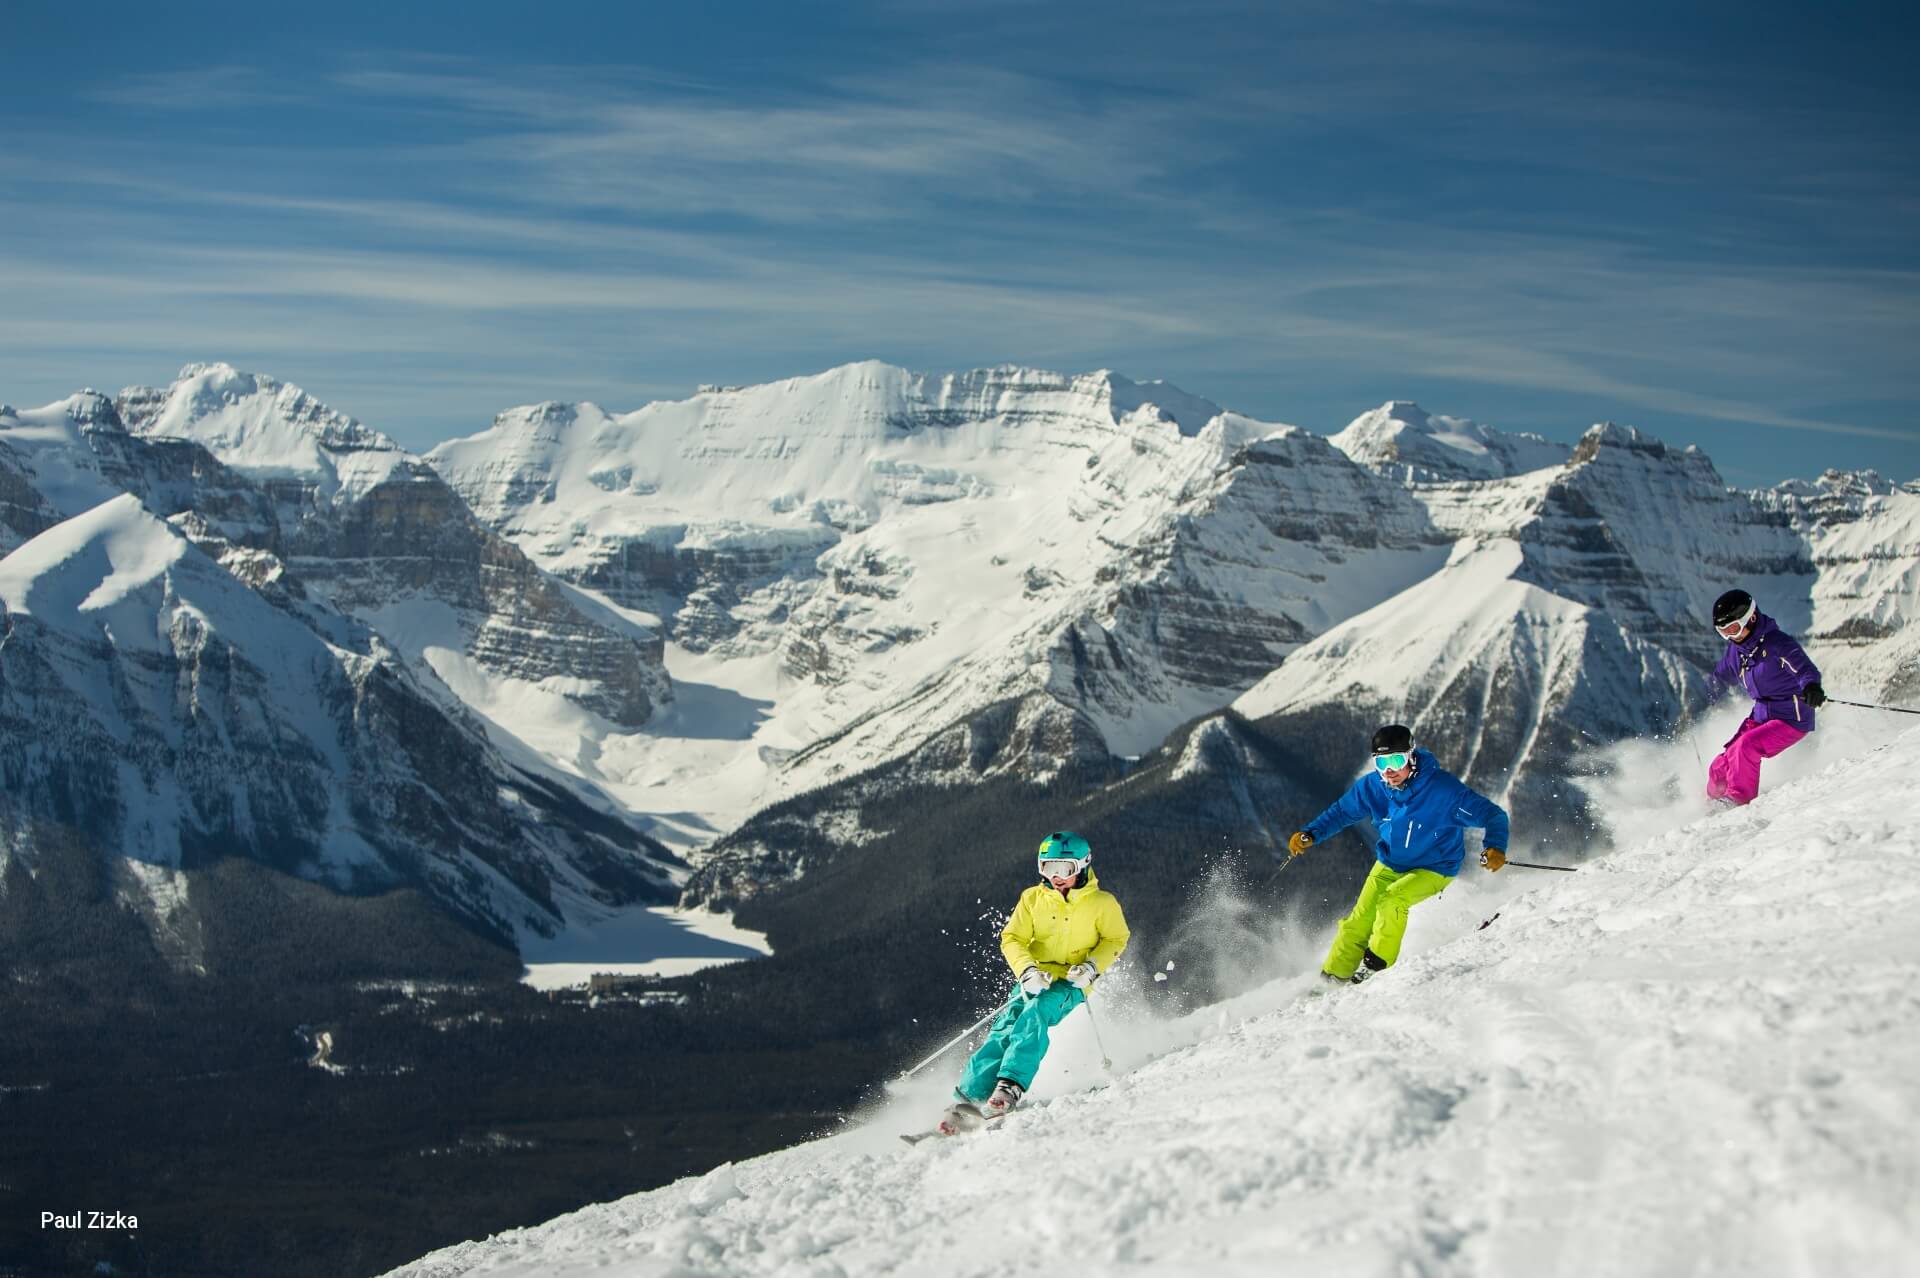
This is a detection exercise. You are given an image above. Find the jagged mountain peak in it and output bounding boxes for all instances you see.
[1331,400,1567,482]
[433,362,1241,540]
[62,391,126,431]
[4,391,125,433]
[1565,420,1725,490]
[124,362,402,468]
[1574,419,1660,455]
[1094,369,1223,436]
[111,363,409,508]
[1765,468,1904,501]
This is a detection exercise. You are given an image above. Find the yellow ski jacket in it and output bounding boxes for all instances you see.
[1000,870,1130,980]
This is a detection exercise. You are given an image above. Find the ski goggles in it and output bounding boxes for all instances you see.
[1714,601,1756,637]
[1039,858,1085,878]
[1371,751,1412,772]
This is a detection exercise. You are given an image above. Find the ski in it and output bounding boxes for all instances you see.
[902,1101,994,1144]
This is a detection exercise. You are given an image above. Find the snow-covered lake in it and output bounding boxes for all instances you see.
[519,905,770,991]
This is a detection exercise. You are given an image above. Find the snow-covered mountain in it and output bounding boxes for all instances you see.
[428,363,1453,845]
[1229,423,1836,845]
[110,364,672,730]
[1233,540,1707,847]
[0,388,686,946]
[1330,400,1569,482]
[7,360,1918,959]
[428,365,1918,879]
[385,725,1920,1278]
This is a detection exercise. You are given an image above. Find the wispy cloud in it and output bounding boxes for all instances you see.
[6,23,1916,475]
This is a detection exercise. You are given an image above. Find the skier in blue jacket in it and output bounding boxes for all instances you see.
[1287,724,1509,985]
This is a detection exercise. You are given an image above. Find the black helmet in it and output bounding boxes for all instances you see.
[1712,589,1756,630]
[1371,724,1413,755]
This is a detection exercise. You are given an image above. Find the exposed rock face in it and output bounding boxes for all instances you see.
[1080,428,1448,698]
[0,443,64,553]
[1510,424,1813,669]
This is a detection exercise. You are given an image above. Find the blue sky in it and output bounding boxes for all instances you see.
[3,0,1916,485]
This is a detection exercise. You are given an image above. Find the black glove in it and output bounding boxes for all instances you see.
[1806,682,1826,708]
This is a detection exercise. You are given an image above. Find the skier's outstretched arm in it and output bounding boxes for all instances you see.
[1304,775,1373,845]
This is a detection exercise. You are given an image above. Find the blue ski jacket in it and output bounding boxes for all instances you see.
[1303,748,1509,877]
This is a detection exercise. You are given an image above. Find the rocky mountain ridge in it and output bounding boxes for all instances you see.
[5,361,1916,941]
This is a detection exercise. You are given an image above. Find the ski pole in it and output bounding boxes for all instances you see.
[1505,860,1576,872]
[1825,698,1920,716]
[895,995,1015,1081]
[1083,994,1114,1073]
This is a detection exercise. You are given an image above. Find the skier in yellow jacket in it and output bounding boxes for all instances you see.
[942,831,1129,1134]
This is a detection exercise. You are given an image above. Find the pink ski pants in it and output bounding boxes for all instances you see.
[1706,716,1806,806]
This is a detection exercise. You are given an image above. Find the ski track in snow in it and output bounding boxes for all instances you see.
[388,726,1920,1278]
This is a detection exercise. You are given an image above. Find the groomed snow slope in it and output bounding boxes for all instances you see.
[389,725,1919,1278]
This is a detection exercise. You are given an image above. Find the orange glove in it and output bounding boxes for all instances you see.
[1287,831,1314,857]
[1480,847,1506,872]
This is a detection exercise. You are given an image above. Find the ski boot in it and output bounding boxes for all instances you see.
[983,1078,1025,1120]
[938,1101,985,1136]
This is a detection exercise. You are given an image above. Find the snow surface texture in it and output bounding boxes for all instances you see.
[386,723,1919,1278]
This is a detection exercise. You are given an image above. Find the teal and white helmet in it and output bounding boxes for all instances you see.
[1037,831,1092,879]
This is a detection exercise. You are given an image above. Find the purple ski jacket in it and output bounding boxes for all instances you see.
[1712,612,1822,731]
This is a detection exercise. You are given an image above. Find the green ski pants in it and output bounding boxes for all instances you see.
[1322,861,1453,979]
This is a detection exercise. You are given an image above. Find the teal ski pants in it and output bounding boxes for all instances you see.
[955,981,1086,1102]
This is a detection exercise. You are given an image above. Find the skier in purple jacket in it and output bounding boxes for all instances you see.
[1705,589,1825,806]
